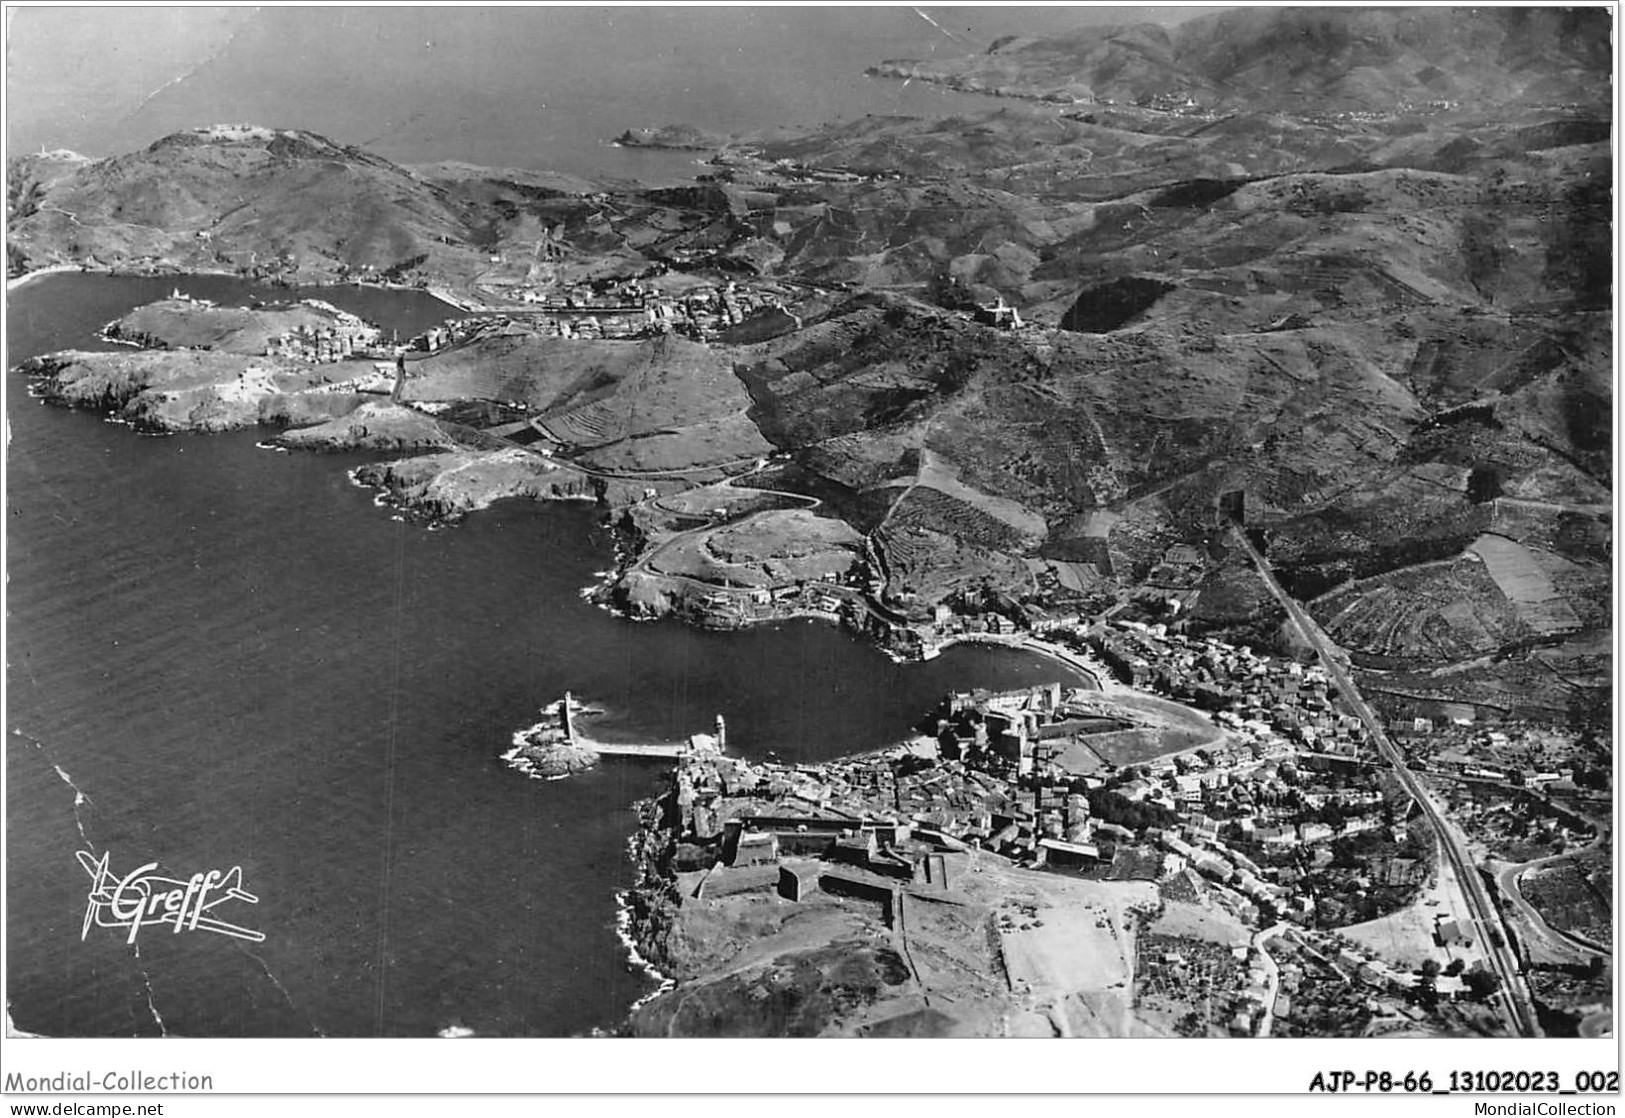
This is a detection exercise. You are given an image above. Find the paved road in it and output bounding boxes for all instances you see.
[1252,923,1286,1037]
[1227,525,1540,1037]
[620,463,925,632]
[1495,841,1612,960]
[635,469,818,578]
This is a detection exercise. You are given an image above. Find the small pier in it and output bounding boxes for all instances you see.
[582,740,689,759]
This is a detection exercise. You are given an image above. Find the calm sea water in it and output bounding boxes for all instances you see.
[5,273,1084,1036]
[11,7,1177,183]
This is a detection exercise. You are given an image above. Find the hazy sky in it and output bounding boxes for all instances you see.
[6,5,1225,169]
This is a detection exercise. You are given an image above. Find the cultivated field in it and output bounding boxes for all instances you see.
[1468,534,1582,635]
[1523,853,1613,950]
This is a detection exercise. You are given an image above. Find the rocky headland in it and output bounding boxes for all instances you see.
[20,349,331,433]
[353,447,599,520]
[276,400,456,453]
[102,296,351,354]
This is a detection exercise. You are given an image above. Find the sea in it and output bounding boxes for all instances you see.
[5,272,1089,1036]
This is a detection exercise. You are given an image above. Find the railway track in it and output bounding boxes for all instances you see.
[1227,524,1540,1036]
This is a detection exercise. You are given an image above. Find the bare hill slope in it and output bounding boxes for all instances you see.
[869,7,1610,112]
[7,125,486,283]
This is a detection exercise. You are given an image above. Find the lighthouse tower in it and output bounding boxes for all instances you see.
[561,692,576,742]
[714,714,727,754]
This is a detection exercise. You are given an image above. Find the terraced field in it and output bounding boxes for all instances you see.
[888,486,1033,553]
[1523,853,1613,950]
[540,397,627,446]
[1312,556,1527,660]
[873,523,1029,609]
[1468,534,1583,636]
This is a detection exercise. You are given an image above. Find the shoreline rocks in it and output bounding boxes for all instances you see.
[18,349,320,432]
[276,400,455,452]
[503,737,600,780]
[351,447,600,520]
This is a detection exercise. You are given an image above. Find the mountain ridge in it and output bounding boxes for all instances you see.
[869,7,1611,112]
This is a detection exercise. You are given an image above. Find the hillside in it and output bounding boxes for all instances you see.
[868,7,1610,113]
[6,125,488,283]
[403,331,772,475]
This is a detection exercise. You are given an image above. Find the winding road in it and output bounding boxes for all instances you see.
[1495,839,1612,960]
[1252,923,1286,1037]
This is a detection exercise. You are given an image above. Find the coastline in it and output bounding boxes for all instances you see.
[344,459,600,528]
[605,641,1270,1036]
[424,285,480,312]
[14,267,1126,706]
[19,265,1228,1039]
[618,791,685,1032]
[929,631,1105,688]
[8,262,472,316]
[614,876,676,1014]
[7,262,88,290]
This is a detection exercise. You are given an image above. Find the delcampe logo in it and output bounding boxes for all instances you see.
[77,850,266,944]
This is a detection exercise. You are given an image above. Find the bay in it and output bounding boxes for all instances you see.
[5,272,1086,1036]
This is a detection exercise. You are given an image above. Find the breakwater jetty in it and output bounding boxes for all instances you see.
[503,694,724,779]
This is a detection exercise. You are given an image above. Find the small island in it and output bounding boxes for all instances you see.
[614,124,729,151]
